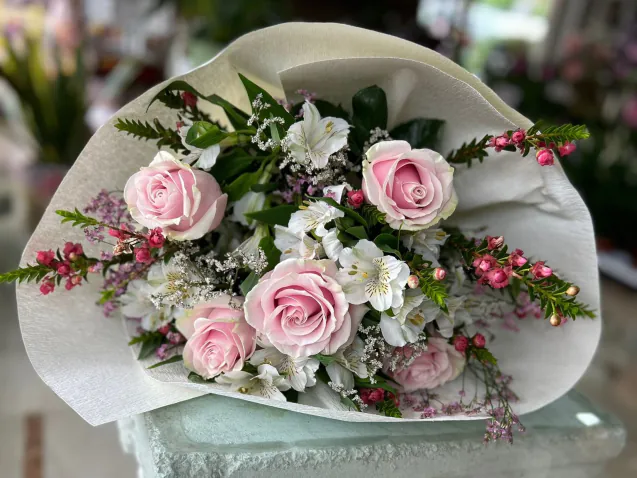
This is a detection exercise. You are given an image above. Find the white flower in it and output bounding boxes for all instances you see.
[380,289,428,346]
[120,280,172,331]
[178,118,220,170]
[273,225,323,260]
[336,240,410,311]
[323,184,347,203]
[325,337,369,390]
[419,295,470,338]
[288,200,344,237]
[322,229,343,262]
[147,257,199,308]
[231,192,266,229]
[216,364,290,401]
[237,223,269,258]
[249,348,319,392]
[402,228,449,267]
[285,101,349,169]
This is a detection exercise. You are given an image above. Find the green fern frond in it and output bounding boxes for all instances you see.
[0,264,50,284]
[114,118,185,153]
[56,209,101,229]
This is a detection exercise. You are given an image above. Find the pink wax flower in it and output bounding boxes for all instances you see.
[362,141,457,231]
[453,335,469,353]
[244,259,367,358]
[147,228,166,249]
[486,235,504,250]
[158,324,171,336]
[536,149,555,166]
[508,249,527,267]
[558,141,576,157]
[65,275,82,291]
[36,250,56,267]
[181,91,197,108]
[108,225,131,240]
[179,295,256,380]
[489,134,510,152]
[472,254,497,276]
[387,338,465,393]
[63,242,83,260]
[472,333,486,348]
[486,267,510,289]
[360,388,385,405]
[511,129,526,145]
[56,261,72,276]
[124,151,227,241]
[530,261,552,279]
[434,267,447,281]
[407,274,420,289]
[135,246,152,264]
[347,189,365,209]
[39,279,55,295]
[166,331,184,345]
[156,344,169,360]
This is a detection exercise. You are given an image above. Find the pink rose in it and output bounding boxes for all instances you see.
[245,259,367,358]
[388,337,465,392]
[362,141,457,231]
[179,295,256,380]
[124,151,227,241]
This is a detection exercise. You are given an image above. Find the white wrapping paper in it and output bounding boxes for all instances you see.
[17,23,601,426]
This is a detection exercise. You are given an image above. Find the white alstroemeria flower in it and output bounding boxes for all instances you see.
[249,348,320,392]
[231,192,266,229]
[336,240,410,311]
[178,118,220,170]
[237,223,269,258]
[286,101,349,169]
[401,228,449,267]
[419,295,471,338]
[120,280,172,331]
[216,364,290,401]
[380,289,429,346]
[322,229,343,262]
[325,337,369,390]
[147,256,200,308]
[288,201,344,237]
[273,225,323,260]
[323,184,348,203]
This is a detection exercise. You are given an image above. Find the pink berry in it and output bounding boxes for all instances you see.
[536,149,555,166]
[472,333,486,348]
[453,335,469,353]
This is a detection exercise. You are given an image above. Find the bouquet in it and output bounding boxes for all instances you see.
[6,24,601,443]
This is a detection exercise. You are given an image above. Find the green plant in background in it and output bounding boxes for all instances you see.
[0,38,90,165]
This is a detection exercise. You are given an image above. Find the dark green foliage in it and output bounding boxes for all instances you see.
[376,399,402,418]
[114,118,185,153]
[390,119,446,149]
[446,134,492,166]
[147,355,183,369]
[245,205,297,226]
[56,209,101,228]
[0,264,50,284]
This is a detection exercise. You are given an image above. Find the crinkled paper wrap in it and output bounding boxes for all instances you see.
[17,23,601,426]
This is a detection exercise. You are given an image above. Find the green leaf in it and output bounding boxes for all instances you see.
[374,233,401,257]
[352,85,388,133]
[313,99,351,122]
[390,118,445,149]
[312,197,368,228]
[258,236,280,273]
[188,371,213,384]
[56,209,101,228]
[147,354,183,369]
[419,272,449,313]
[114,118,185,153]
[360,204,386,227]
[240,272,260,296]
[354,376,397,395]
[185,121,228,149]
[314,354,337,366]
[238,73,294,129]
[224,170,262,202]
[376,398,402,418]
[134,333,164,360]
[345,226,368,240]
[474,347,498,366]
[0,264,51,284]
[245,205,297,226]
[209,151,257,183]
[341,396,361,412]
[251,183,278,193]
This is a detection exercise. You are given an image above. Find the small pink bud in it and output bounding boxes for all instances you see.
[434,268,447,281]
[486,235,504,250]
[158,325,171,335]
[346,190,365,209]
[511,129,526,144]
[453,335,469,353]
[36,250,56,267]
[508,249,527,267]
[147,228,166,249]
[489,134,510,152]
[486,267,510,289]
[558,141,577,157]
[536,148,555,166]
[71,275,83,286]
[63,242,83,260]
[407,274,420,289]
[472,333,486,348]
[360,388,385,405]
[39,279,55,295]
[135,246,152,264]
[530,261,552,279]
[56,262,72,276]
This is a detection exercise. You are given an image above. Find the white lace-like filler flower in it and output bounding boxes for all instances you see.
[336,240,410,311]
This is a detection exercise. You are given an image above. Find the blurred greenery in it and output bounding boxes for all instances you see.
[0,39,89,165]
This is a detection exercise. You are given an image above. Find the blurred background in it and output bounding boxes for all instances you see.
[0,0,636,476]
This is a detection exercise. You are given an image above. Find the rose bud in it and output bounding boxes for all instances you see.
[472,333,486,348]
[453,335,469,353]
[407,274,420,289]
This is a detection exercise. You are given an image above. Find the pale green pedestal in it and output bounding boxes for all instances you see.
[118,391,625,478]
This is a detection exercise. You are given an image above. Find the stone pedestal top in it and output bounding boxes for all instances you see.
[119,390,625,478]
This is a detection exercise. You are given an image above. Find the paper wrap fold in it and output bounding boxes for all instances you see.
[17,23,601,426]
